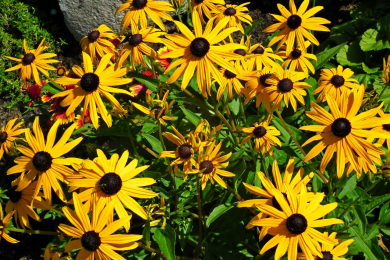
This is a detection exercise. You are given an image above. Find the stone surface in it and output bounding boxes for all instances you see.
[58,0,187,42]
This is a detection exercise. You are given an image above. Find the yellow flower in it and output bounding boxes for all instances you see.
[5,39,59,86]
[52,52,132,129]
[252,184,343,260]
[297,232,354,260]
[80,24,118,64]
[133,90,175,125]
[246,39,284,71]
[237,159,317,241]
[191,0,225,24]
[160,11,243,97]
[188,141,234,190]
[216,60,258,100]
[7,117,83,205]
[264,68,311,111]
[238,116,281,156]
[0,206,18,244]
[368,110,390,149]
[59,193,142,259]
[145,197,166,227]
[313,65,360,106]
[244,67,275,112]
[67,150,158,232]
[276,41,317,77]
[192,119,223,147]
[263,0,331,55]
[118,20,165,68]
[0,118,25,160]
[383,56,390,84]
[160,127,199,180]
[300,85,390,178]
[6,173,51,229]
[346,142,384,178]
[213,3,253,34]
[116,0,174,32]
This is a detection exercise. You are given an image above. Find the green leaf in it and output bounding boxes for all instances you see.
[349,226,380,260]
[230,148,246,162]
[245,20,263,35]
[352,205,367,235]
[178,219,193,251]
[360,28,390,52]
[336,41,364,66]
[228,98,240,116]
[337,174,357,199]
[362,62,380,74]
[206,203,235,227]
[127,71,158,92]
[180,106,201,126]
[153,225,176,260]
[143,220,150,245]
[312,43,347,70]
[42,81,61,94]
[142,134,163,153]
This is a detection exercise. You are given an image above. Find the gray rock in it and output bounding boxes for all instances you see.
[58,0,187,42]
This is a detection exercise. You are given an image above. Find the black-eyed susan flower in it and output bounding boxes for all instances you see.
[298,232,354,260]
[313,65,359,106]
[6,173,51,229]
[160,127,199,180]
[238,116,281,156]
[116,0,174,32]
[244,67,275,112]
[0,206,18,244]
[7,117,82,205]
[117,20,165,68]
[43,247,70,260]
[133,90,175,125]
[160,11,243,97]
[59,193,142,259]
[191,0,225,23]
[253,184,343,260]
[247,40,284,71]
[145,197,166,227]
[300,85,390,178]
[67,150,158,232]
[216,61,258,100]
[213,3,253,34]
[192,119,223,147]
[52,52,133,129]
[0,118,25,160]
[276,41,317,77]
[368,110,390,149]
[5,39,59,86]
[264,0,331,55]
[264,68,311,111]
[188,141,234,190]
[80,24,118,64]
[237,159,318,241]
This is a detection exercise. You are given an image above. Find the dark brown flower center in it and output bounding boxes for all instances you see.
[271,193,288,211]
[224,70,236,79]
[286,213,307,234]
[331,118,351,138]
[133,0,147,8]
[319,251,333,260]
[32,151,52,172]
[252,46,264,54]
[287,15,302,29]
[88,31,100,43]
[199,160,213,174]
[383,124,390,131]
[331,75,345,88]
[8,187,22,203]
[278,79,293,93]
[129,34,143,47]
[80,73,100,92]
[234,49,246,56]
[259,74,272,87]
[0,132,7,143]
[224,7,236,16]
[291,49,301,59]
[22,53,35,65]
[81,231,101,251]
[153,106,165,119]
[99,173,122,195]
[194,0,204,3]
[178,144,192,159]
[190,38,210,57]
[253,126,267,138]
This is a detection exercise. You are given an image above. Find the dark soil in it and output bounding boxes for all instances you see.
[0,0,362,259]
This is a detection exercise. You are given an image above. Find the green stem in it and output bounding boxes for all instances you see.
[176,8,183,23]
[126,120,141,161]
[7,228,59,236]
[275,109,329,183]
[259,152,269,179]
[195,174,204,259]
[214,103,238,145]
[338,178,381,219]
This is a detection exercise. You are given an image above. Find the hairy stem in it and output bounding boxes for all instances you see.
[7,228,60,236]
[196,174,204,259]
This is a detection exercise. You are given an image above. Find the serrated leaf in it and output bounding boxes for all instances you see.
[153,225,176,260]
[143,134,163,153]
[180,106,201,126]
[206,203,234,227]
